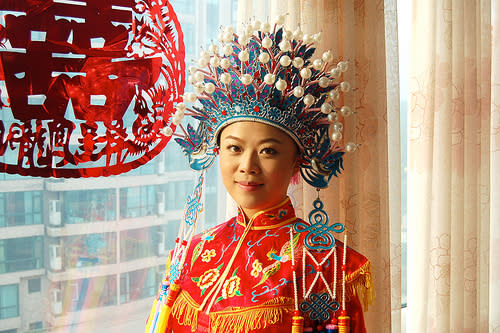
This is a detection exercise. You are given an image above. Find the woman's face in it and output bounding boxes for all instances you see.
[219,121,299,219]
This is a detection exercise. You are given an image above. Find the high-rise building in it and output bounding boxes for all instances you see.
[0,1,237,331]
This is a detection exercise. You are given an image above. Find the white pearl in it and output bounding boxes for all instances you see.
[275,14,285,25]
[183,92,197,102]
[322,50,333,63]
[208,43,219,54]
[275,79,287,91]
[331,131,342,141]
[262,36,273,49]
[293,28,303,40]
[303,94,315,106]
[217,31,224,42]
[223,44,233,56]
[280,55,292,67]
[238,50,250,62]
[264,73,276,85]
[300,67,312,79]
[240,74,253,85]
[337,61,349,72]
[187,75,196,85]
[188,66,197,75]
[245,24,254,36]
[314,32,322,43]
[176,102,187,112]
[194,71,204,82]
[332,121,343,131]
[238,35,249,46]
[210,56,220,67]
[223,31,233,43]
[173,113,183,125]
[293,86,304,98]
[197,57,209,67]
[253,20,262,30]
[224,26,234,35]
[340,81,351,92]
[258,52,270,63]
[330,68,341,79]
[320,102,333,114]
[220,58,231,69]
[318,77,330,88]
[313,58,324,70]
[204,82,216,94]
[328,89,340,100]
[303,34,313,44]
[194,82,205,94]
[292,57,304,68]
[340,106,352,116]
[220,72,232,84]
[161,127,173,136]
[200,50,210,60]
[174,108,184,117]
[284,30,293,40]
[279,40,291,52]
[345,142,357,152]
[327,112,337,123]
[262,22,271,33]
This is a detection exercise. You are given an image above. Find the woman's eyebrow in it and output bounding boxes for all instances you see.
[221,136,283,145]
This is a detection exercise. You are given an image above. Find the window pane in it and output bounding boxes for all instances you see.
[0,284,19,319]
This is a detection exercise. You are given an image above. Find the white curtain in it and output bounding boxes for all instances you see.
[408,0,500,331]
[237,1,402,331]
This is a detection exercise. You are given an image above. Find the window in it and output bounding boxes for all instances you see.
[163,180,194,210]
[0,191,42,227]
[59,275,117,313]
[28,321,42,331]
[120,228,155,262]
[120,267,159,303]
[0,237,44,274]
[119,185,156,218]
[63,233,116,268]
[0,284,19,319]
[63,189,116,223]
[28,278,41,293]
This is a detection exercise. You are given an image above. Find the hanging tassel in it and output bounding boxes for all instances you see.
[145,281,181,333]
[291,310,304,333]
[338,310,350,333]
[326,317,338,333]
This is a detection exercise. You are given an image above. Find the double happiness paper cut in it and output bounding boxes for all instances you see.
[0,0,185,178]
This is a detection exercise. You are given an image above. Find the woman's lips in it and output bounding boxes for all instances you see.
[237,181,263,191]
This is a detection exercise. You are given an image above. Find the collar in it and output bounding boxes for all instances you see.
[236,197,298,230]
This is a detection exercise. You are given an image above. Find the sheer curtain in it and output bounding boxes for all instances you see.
[408,0,500,331]
[237,1,402,332]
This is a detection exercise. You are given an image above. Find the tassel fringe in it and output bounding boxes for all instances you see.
[171,291,294,333]
[209,297,294,333]
[344,261,374,309]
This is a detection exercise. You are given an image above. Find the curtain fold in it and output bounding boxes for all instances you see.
[237,1,401,331]
[408,0,499,331]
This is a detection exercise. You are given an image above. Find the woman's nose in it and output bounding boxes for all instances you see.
[239,151,260,174]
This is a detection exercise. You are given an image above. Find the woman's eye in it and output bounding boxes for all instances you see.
[227,145,241,152]
[261,147,277,155]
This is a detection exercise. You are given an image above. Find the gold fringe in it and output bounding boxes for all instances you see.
[170,290,200,332]
[209,297,295,333]
[344,260,374,310]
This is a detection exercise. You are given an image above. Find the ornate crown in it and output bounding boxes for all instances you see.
[163,16,357,188]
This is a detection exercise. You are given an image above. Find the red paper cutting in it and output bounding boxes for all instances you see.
[0,0,185,178]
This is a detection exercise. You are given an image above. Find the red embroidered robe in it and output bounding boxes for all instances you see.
[166,198,372,332]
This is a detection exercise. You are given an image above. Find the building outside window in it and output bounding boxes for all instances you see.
[63,189,116,224]
[120,267,158,304]
[0,191,42,227]
[120,228,156,262]
[63,233,116,268]
[0,236,43,274]
[0,284,18,319]
[119,185,156,218]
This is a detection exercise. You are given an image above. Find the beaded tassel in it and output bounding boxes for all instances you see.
[338,234,349,333]
[290,228,304,333]
[291,310,304,333]
[326,318,339,333]
[338,311,350,333]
